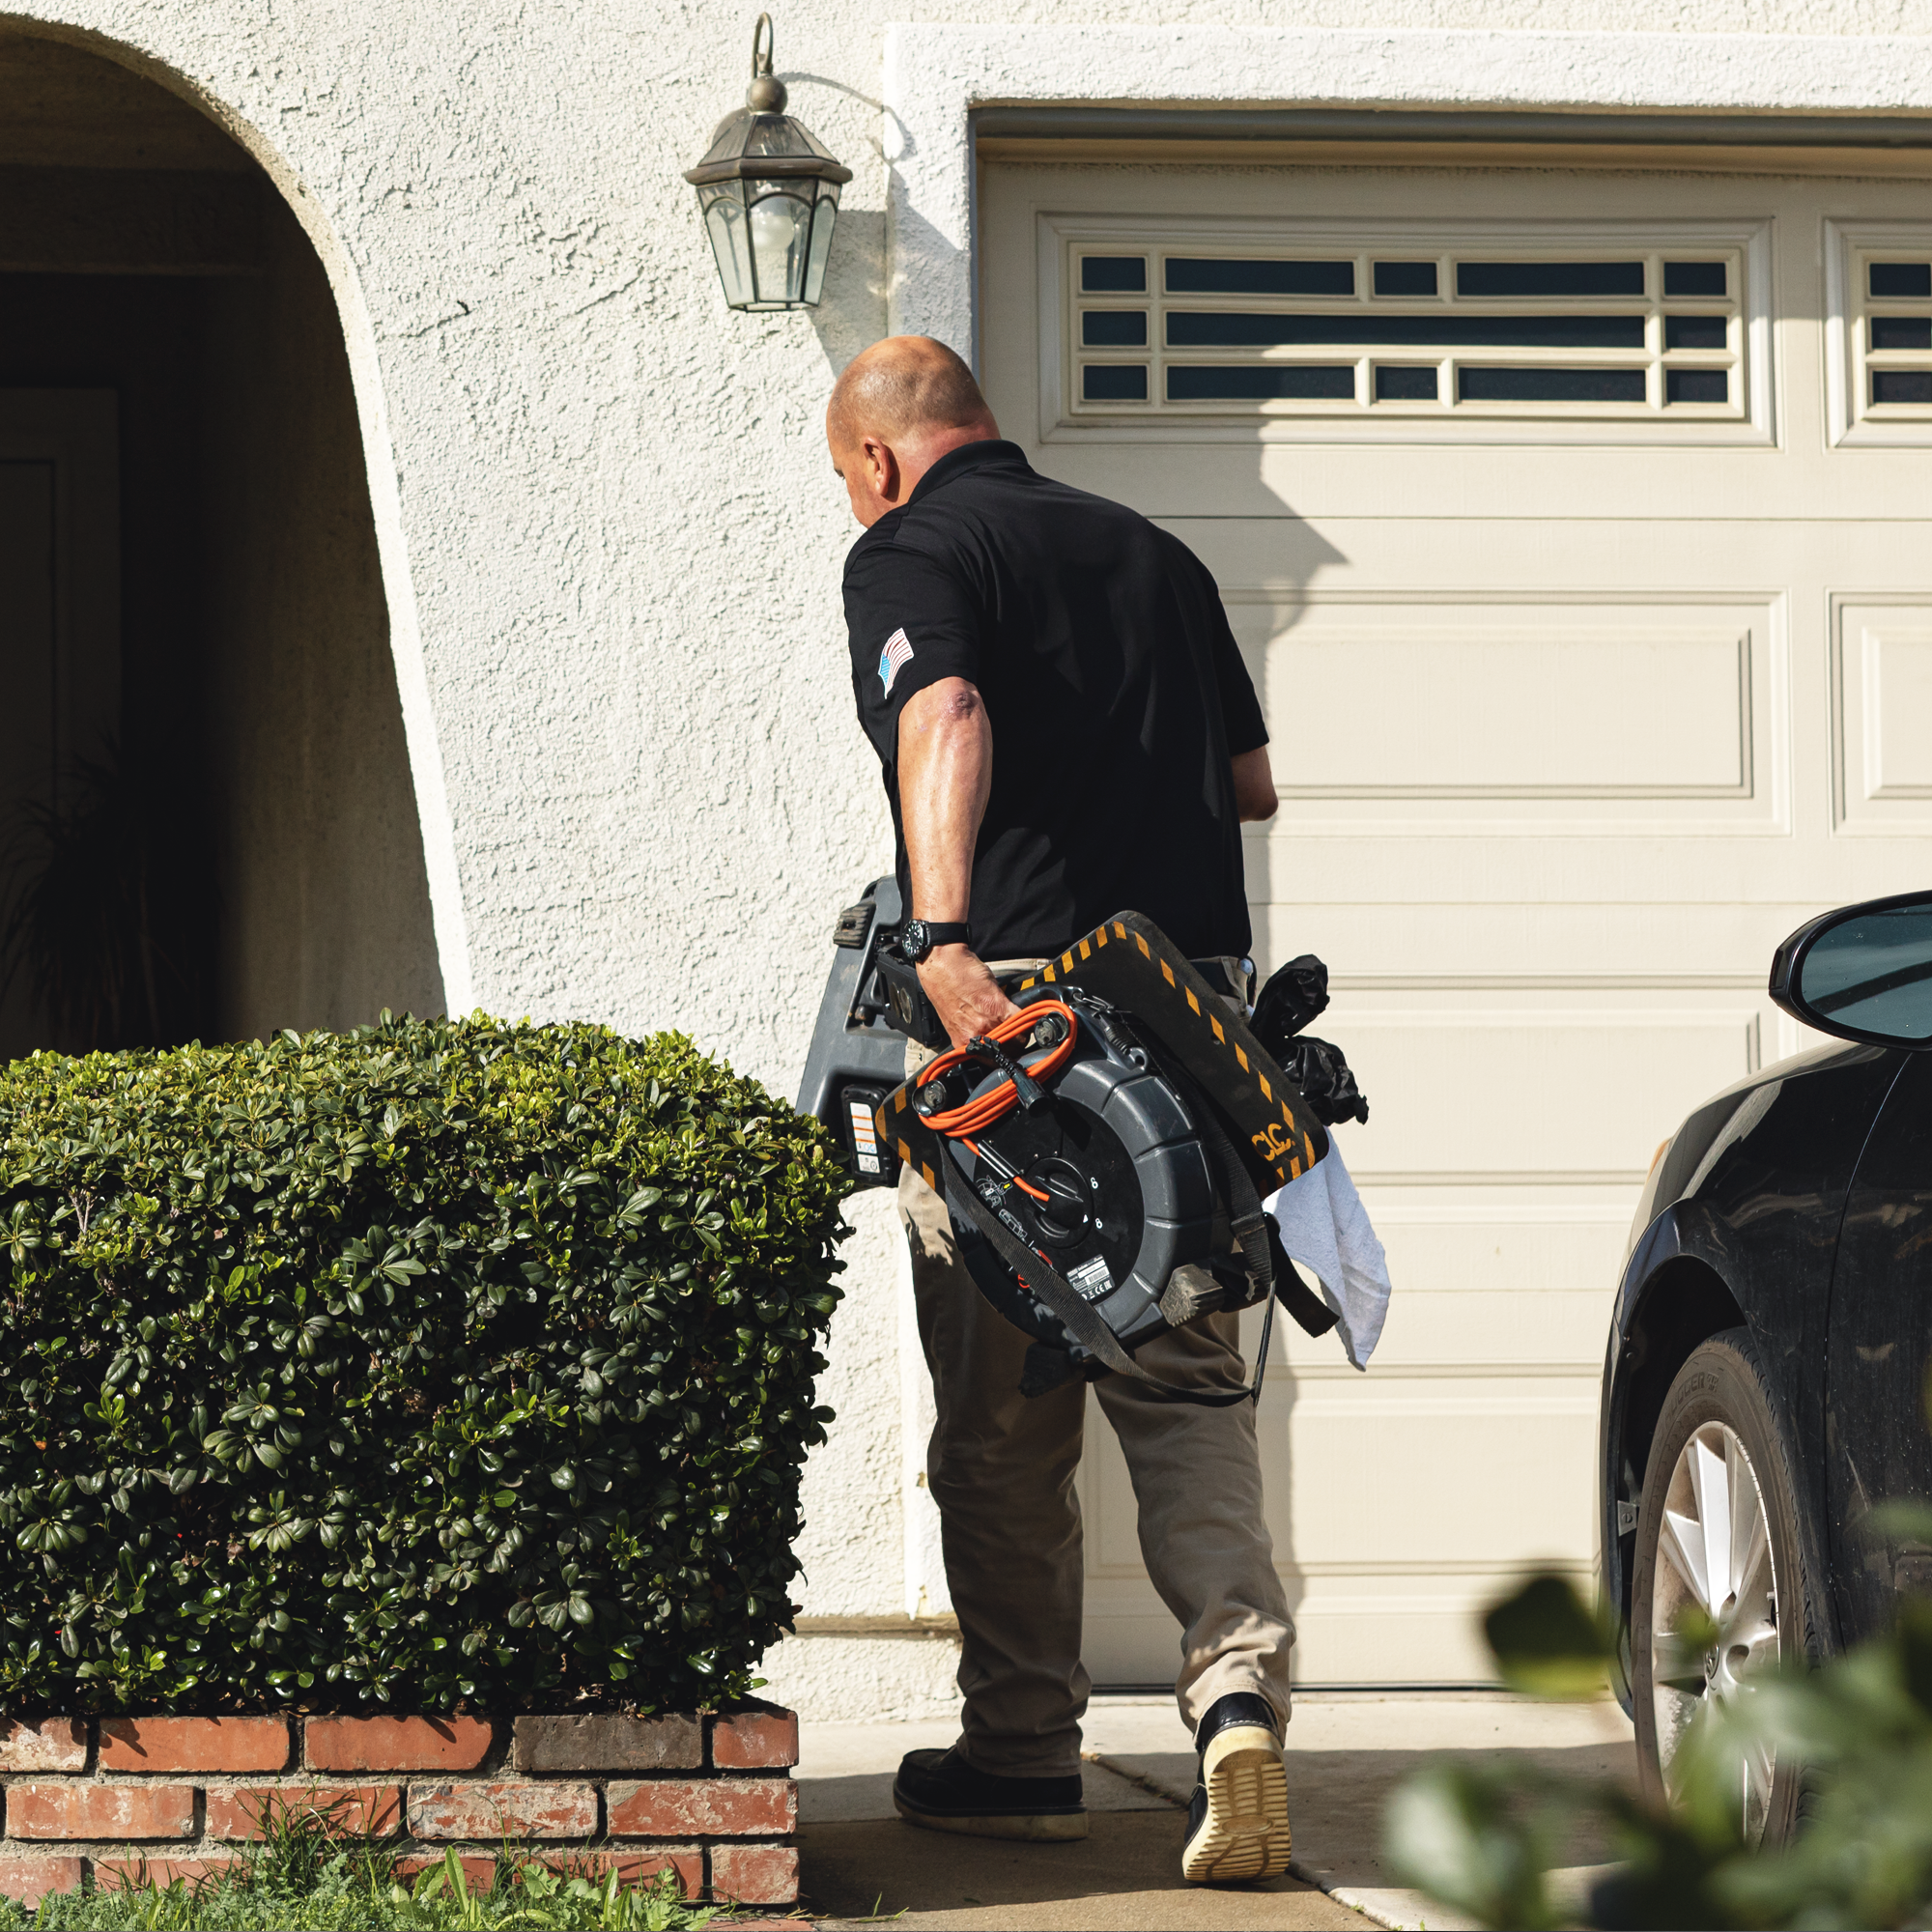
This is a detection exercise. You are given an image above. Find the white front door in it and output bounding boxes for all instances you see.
[980,157,1932,1684]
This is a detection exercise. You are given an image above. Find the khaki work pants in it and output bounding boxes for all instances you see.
[899,988,1293,1778]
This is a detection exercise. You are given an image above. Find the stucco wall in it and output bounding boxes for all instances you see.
[10,2,1932,1717]
[201,190,443,1039]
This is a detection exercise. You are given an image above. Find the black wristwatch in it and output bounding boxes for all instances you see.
[901,919,972,964]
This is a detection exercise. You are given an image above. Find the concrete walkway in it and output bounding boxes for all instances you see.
[795,1690,1637,1929]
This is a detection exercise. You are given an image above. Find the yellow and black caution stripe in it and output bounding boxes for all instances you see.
[1013,915,1324,1193]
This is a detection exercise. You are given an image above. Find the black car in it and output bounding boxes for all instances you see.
[1601,889,1932,1845]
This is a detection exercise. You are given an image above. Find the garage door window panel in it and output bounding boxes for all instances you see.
[1826,226,1932,444]
[1863,260,1932,412]
[1056,222,1763,439]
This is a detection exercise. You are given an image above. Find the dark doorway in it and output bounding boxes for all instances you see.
[0,33,442,1060]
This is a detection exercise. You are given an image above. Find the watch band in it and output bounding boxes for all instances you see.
[904,919,972,962]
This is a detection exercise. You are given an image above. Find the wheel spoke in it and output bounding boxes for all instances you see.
[1660,1505,1711,1607]
[1730,1510,1774,1632]
[1657,1689,1700,1800]
[1690,1433,1735,1606]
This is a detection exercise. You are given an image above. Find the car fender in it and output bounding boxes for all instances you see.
[1599,1042,1901,1706]
[1600,1204,1752,1706]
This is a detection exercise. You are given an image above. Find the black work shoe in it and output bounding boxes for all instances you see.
[893,1746,1089,1842]
[1179,1692,1292,1883]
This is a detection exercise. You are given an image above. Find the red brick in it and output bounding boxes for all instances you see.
[710,1842,801,1907]
[0,1854,85,1907]
[548,1847,703,1896]
[205,1783,403,1841]
[606,1776,794,1837]
[304,1716,493,1774]
[512,1714,701,1773]
[0,1718,86,1774]
[6,1784,196,1840]
[100,1717,290,1775]
[712,1708,799,1770]
[410,1780,597,1840]
[395,1852,502,1893]
[92,1856,239,1891]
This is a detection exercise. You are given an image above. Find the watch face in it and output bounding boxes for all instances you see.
[904,920,929,961]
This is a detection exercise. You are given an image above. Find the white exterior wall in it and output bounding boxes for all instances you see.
[18,0,1932,1715]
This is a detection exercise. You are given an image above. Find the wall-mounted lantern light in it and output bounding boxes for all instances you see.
[684,14,852,312]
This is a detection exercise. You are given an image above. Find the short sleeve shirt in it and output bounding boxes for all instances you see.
[841,440,1266,962]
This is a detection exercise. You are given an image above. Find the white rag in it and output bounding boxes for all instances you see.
[1262,1139,1392,1372]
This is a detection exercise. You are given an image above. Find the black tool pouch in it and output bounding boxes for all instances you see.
[873,943,951,1052]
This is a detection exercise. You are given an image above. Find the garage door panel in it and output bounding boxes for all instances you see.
[1246,821,1932,902]
[1833,594,1932,832]
[1260,1376,1597,1569]
[1346,1198,1631,1296]
[1243,901,1831,984]
[1277,1583,1559,1683]
[1320,997,1762,1181]
[1227,594,1776,828]
[1261,623,1752,797]
[1279,1287,1612,1370]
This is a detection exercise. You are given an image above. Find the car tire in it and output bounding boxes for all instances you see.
[1630,1325,1822,1847]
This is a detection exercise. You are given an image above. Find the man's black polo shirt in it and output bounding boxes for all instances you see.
[841,439,1267,962]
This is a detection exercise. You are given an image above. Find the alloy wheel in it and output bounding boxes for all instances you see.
[1650,1419,1781,1843]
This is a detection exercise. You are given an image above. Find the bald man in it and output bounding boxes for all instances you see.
[829,336,1294,1886]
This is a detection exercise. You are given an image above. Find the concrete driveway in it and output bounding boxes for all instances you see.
[794,1690,1637,1930]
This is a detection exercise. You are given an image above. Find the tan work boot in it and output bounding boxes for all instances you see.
[1180,1691,1292,1883]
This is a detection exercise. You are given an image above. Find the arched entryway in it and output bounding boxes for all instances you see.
[0,29,442,1059]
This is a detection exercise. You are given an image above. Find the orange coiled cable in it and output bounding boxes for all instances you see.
[912,1002,1081,1203]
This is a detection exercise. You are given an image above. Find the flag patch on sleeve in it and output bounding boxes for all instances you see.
[878,627,915,697]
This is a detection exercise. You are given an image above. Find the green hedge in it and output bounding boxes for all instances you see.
[0,1015,852,1714]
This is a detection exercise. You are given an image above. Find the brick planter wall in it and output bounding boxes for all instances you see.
[0,1707,799,1911]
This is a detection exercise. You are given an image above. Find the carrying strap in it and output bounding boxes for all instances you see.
[1168,1061,1339,1344]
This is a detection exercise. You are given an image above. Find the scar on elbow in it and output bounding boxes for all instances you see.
[918,679,984,726]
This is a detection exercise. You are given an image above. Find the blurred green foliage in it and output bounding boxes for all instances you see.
[1386,1569,1932,1929]
[0,1014,853,1714]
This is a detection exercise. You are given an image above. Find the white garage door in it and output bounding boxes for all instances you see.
[979,156,1932,1684]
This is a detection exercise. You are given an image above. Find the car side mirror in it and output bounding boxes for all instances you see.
[1770,890,1932,1049]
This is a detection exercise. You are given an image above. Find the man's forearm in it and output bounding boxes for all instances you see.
[895,677,1017,1047]
[898,677,992,921]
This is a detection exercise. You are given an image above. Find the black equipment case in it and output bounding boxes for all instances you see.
[793,876,911,1186]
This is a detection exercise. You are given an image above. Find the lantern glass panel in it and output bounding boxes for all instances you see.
[749,187,813,307]
[803,185,839,306]
[699,185,755,311]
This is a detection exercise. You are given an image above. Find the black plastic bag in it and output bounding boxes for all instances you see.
[1282,1035,1369,1126]
[1251,952,1329,1059]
